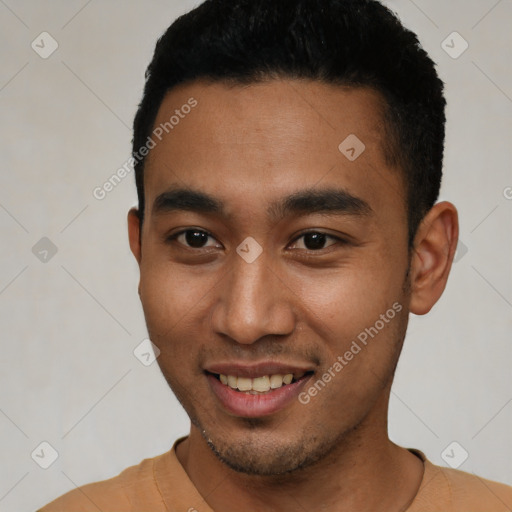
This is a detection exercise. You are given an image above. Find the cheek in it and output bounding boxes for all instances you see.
[138,258,223,365]
[139,273,195,383]
[305,303,407,417]
[139,261,200,339]
[287,254,404,328]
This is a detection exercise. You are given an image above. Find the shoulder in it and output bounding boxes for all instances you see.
[413,454,512,512]
[37,453,166,512]
[441,463,512,510]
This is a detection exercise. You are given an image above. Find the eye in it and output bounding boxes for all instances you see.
[289,231,344,251]
[167,229,222,249]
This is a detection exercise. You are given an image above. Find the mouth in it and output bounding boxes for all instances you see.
[204,365,314,417]
[206,371,312,395]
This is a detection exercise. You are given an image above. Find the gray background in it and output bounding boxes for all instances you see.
[0,1,511,510]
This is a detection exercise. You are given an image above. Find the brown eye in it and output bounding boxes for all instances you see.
[303,233,328,250]
[290,232,340,251]
[168,229,221,249]
[183,230,210,248]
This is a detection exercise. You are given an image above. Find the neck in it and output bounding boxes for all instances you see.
[176,392,424,512]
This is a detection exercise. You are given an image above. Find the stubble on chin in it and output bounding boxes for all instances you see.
[197,419,354,477]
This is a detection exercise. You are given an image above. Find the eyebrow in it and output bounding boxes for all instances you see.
[152,186,373,221]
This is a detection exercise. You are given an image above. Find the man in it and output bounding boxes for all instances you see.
[39,0,512,510]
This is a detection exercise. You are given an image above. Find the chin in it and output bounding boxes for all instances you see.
[199,424,338,477]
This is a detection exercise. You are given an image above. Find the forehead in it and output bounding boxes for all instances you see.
[143,79,405,224]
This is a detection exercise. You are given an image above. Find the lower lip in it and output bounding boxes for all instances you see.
[207,373,312,418]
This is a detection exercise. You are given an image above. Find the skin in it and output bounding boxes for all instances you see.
[128,79,459,512]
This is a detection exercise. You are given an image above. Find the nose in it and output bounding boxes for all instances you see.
[210,251,296,345]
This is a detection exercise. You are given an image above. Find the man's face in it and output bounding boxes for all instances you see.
[133,80,412,475]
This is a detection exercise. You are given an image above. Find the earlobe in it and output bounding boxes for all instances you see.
[408,201,459,315]
[127,207,142,265]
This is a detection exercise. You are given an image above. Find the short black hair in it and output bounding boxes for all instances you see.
[133,0,446,247]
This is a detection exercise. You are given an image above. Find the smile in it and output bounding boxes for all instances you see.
[205,368,314,417]
[212,372,307,394]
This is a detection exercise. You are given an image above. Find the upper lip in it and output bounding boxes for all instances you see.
[204,361,315,379]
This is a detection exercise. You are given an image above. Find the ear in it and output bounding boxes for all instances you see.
[409,201,459,315]
[127,207,142,265]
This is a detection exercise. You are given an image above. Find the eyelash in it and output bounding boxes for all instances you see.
[166,229,348,253]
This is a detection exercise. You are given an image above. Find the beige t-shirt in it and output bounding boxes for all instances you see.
[38,437,512,512]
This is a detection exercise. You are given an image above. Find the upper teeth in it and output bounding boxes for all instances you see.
[219,373,297,392]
